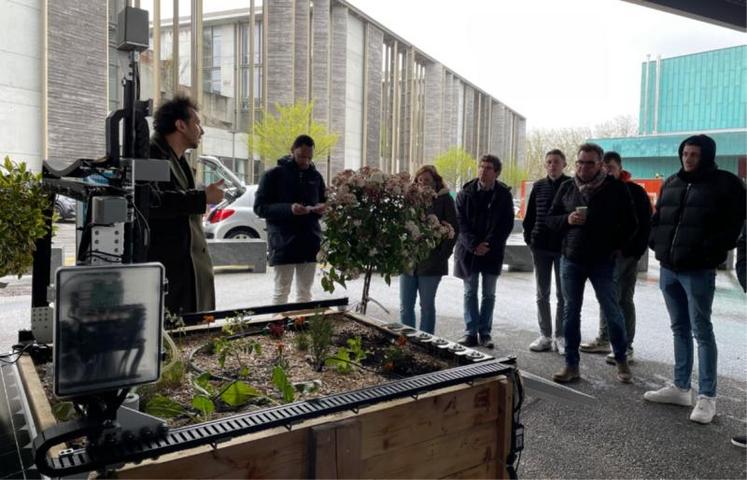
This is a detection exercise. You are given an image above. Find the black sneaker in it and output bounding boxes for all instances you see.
[479,334,495,349]
[457,335,478,347]
[732,435,746,448]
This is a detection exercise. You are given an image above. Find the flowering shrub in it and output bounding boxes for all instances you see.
[320,167,455,312]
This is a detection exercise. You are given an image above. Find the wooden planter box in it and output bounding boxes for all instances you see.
[19,313,517,479]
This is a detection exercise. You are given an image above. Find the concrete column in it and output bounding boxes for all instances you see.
[311,0,330,125]
[265,0,294,112]
[516,117,527,168]
[0,0,43,170]
[47,0,107,164]
[364,25,383,167]
[328,4,347,174]
[463,86,475,157]
[423,62,444,164]
[293,0,310,103]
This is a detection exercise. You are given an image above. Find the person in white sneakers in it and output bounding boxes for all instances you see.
[522,149,570,354]
[644,135,746,424]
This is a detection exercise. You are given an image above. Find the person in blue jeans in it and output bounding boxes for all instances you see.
[546,143,637,384]
[453,155,514,348]
[645,134,746,425]
[399,165,458,334]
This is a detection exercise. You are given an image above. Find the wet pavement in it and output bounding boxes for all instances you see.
[1,222,745,478]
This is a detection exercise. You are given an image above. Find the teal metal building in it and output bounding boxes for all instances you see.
[591,45,746,180]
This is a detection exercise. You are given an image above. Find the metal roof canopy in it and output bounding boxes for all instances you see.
[623,0,747,32]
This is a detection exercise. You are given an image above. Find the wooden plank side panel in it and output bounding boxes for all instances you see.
[495,376,514,480]
[118,429,308,479]
[310,423,338,479]
[362,420,498,479]
[361,380,500,460]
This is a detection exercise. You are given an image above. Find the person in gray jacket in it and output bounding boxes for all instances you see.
[400,165,458,334]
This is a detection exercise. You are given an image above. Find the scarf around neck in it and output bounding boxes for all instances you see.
[574,170,606,200]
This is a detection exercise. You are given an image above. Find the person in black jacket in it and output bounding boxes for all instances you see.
[399,165,458,334]
[546,143,637,384]
[454,154,514,348]
[148,95,225,313]
[580,152,652,364]
[523,149,571,353]
[644,134,746,425]
[254,135,326,305]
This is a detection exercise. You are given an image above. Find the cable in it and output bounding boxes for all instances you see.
[0,343,35,365]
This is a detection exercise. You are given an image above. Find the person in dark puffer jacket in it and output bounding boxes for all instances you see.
[522,149,571,354]
[399,165,458,335]
[546,143,637,385]
[643,134,746,425]
[254,135,326,305]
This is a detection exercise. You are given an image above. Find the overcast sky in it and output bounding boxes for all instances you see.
[347,0,745,131]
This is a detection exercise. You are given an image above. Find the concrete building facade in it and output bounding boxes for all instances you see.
[2,0,526,185]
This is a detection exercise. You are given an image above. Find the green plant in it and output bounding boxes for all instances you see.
[320,168,454,313]
[308,312,334,372]
[248,101,338,167]
[326,336,368,374]
[271,365,295,403]
[221,310,254,336]
[0,157,53,279]
[214,336,261,378]
[145,394,187,418]
[433,146,477,189]
[294,331,310,351]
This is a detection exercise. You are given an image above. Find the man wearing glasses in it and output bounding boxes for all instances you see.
[546,143,637,384]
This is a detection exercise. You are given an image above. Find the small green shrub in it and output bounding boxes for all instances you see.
[0,157,53,278]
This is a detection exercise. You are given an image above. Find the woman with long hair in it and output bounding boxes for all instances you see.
[399,165,458,334]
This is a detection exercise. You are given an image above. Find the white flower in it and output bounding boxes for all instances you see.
[353,219,362,226]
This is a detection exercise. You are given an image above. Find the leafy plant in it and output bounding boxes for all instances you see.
[433,146,477,190]
[145,394,187,418]
[248,101,338,167]
[0,157,53,279]
[159,359,186,389]
[222,310,254,336]
[381,337,413,375]
[214,337,261,378]
[271,365,296,403]
[326,336,368,374]
[308,312,334,372]
[320,167,454,313]
[191,395,215,418]
[267,320,286,339]
[294,331,310,351]
[219,380,262,407]
[52,402,76,422]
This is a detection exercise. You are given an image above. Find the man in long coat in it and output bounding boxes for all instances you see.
[148,95,224,313]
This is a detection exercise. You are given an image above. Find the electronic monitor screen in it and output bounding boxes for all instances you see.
[54,263,164,397]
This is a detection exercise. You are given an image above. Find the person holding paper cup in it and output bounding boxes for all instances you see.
[546,143,637,384]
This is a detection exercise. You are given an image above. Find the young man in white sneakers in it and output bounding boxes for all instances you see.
[644,135,746,424]
[523,149,570,354]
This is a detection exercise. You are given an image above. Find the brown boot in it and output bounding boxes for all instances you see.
[616,360,633,383]
[552,365,580,383]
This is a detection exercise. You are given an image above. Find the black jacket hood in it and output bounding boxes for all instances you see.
[678,134,717,177]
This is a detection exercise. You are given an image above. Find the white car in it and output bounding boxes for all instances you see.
[200,156,267,241]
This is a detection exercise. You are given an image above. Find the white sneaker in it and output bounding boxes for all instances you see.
[554,337,566,355]
[529,336,552,352]
[643,384,694,406]
[690,395,716,424]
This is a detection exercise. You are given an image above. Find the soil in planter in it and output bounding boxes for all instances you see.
[38,314,455,429]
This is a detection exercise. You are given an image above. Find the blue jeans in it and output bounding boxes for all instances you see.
[463,272,499,337]
[560,256,628,367]
[660,267,717,397]
[399,274,443,334]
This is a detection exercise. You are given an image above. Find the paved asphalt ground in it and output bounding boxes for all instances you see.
[1,223,745,478]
